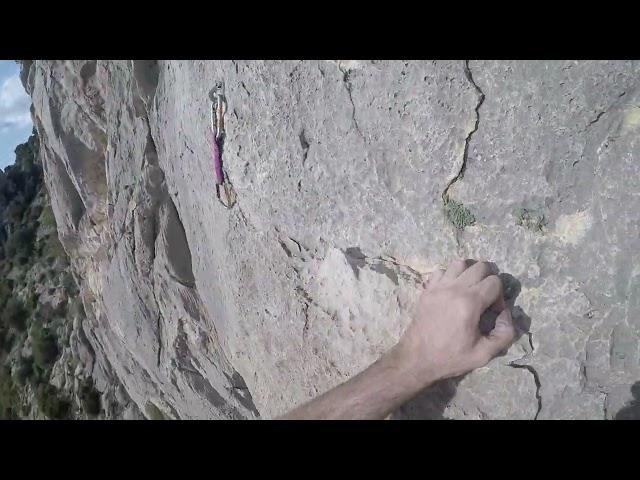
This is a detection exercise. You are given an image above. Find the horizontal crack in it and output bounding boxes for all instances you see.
[370,255,424,285]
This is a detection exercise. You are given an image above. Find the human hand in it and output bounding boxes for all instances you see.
[280,259,516,420]
[394,259,516,388]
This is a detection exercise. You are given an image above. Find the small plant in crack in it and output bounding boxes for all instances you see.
[444,198,475,230]
[342,69,352,87]
[514,207,547,233]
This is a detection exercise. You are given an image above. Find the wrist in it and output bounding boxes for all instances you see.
[382,340,440,395]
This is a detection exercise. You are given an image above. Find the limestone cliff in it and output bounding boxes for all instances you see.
[21,60,640,419]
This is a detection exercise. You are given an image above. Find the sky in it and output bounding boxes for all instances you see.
[0,60,33,169]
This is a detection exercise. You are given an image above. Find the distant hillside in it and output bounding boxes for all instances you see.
[0,132,101,419]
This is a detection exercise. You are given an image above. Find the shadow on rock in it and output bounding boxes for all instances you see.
[615,382,640,420]
[391,268,531,419]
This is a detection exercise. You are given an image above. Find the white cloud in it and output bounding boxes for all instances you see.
[0,74,32,132]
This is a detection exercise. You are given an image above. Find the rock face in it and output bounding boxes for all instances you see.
[21,60,640,419]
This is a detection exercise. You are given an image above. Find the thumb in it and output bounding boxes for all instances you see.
[476,308,516,362]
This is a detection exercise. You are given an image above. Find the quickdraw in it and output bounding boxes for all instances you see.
[209,81,236,208]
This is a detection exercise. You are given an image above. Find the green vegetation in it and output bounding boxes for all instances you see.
[79,378,101,417]
[5,225,37,265]
[444,198,476,229]
[0,365,19,419]
[37,205,57,229]
[61,273,77,295]
[0,280,13,311]
[3,298,29,332]
[515,207,547,233]
[36,383,71,420]
[0,131,96,419]
[42,235,66,262]
[31,322,59,369]
[15,356,34,386]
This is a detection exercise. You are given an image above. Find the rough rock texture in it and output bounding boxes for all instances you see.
[21,60,640,419]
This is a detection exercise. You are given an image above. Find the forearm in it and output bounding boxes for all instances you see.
[279,344,435,420]
[279,259,516,420]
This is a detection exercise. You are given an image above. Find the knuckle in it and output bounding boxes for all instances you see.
[458,295,478,316]
[476,349,492,366]
[478,261,492,276]
[449,259,466,270]
[502,321,517,341]
[485,274,502,291]
[470,289,484,303]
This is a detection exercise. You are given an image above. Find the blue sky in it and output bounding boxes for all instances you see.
[0,60,33,169]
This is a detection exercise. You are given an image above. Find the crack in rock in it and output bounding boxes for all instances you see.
[581,91,626,133]
[133,86,166,371]
[508,362,542,419]
[508,328,542,420]
[442,60,485,208]
[299,128,310,166]
[341,69,365,139]
[294,285,336,340]
[155,301,163,368]
[507,323,542,420]
[587,110,606,128]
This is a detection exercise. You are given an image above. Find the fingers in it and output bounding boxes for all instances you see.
[475,309,516,362]
[442,259,468,281]
[456,261,496,287]
[424,269,445,289]
[474,275,505,312]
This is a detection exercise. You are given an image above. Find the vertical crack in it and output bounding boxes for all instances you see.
[149,199,163,369]
[155,301,162,368]
[525,331,535,353]
[341,69,364,139]
[508,330,542,419]
[134,82,165,370]
[441,60,485,204]
[295,286,313,341]
[508,362,542,419]
[299,128,310,166]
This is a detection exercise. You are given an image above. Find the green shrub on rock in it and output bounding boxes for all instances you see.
[3,298,29,332]
[79,378,101,417]
[15,356,34,386]
[35,383,71,420]
[31,322,59,369]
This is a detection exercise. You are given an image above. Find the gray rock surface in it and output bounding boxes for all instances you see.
[21,60,640,419]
